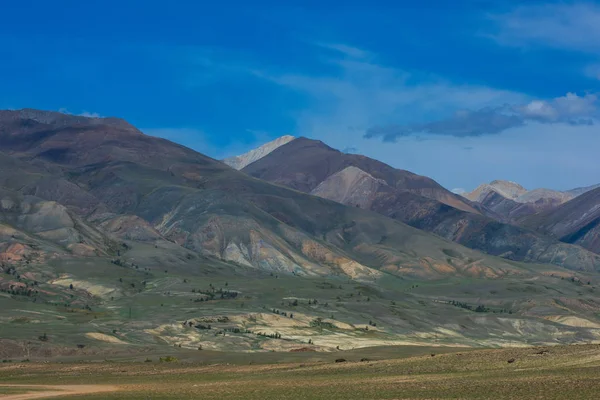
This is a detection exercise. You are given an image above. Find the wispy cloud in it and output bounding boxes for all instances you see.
[59,108,103,118]
[488,2,600,53]
[79,111,102,118]
[365,93,598,141]
[315,42,372,59]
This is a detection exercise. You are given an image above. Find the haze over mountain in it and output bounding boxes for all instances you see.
[241,136,600,271]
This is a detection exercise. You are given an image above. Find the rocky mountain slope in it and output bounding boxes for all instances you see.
[521,187,600,254]
[222,135,295,170]
[241,137,600,271]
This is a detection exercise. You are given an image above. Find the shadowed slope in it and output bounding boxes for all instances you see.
[521,188,600,254]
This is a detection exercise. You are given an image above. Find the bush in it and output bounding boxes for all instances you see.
[310,318,335,329]
[159,356,178,363]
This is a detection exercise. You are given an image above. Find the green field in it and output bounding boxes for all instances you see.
[3,241,600,360]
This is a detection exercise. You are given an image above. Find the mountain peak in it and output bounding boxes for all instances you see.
[222,135,296,170]
[464,180,528,202]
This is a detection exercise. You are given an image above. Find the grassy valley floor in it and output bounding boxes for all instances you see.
[1,344,600,399]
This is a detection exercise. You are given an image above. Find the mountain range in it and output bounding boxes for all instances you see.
[239,137,600,271]
[2,109,600,355]
[1,110,519,281]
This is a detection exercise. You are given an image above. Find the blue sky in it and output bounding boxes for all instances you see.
[2,0,600,191]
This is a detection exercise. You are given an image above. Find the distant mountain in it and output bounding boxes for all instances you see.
[474,190,562,223]
[242,137,600,271]
[464,180,600,206]
[222,135,295,170]
[567,183,600,197]
[464,180,527,202]
[464,180,573,204]
[461,180,600,222]
[516,188,573,204]
[521,187,600,254]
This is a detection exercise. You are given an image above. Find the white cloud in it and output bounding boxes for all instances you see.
[517,92,597,123]
[59,108,103,118]
[79,111,102,118]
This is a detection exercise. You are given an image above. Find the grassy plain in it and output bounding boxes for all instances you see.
[1,344,600,399]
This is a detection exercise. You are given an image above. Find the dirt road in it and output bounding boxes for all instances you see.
[0,384,118,399]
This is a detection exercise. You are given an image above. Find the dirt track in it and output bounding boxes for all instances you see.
[0,384,118,399]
